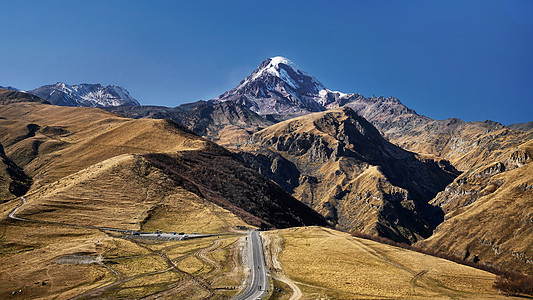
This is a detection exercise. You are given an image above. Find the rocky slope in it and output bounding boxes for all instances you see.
[28,82,139,107]
[215,56,326,116]
[212,56,433,136]
[416,132,533,274]
[106,100,274,146]
[507,121,533,132]
[238,107,459,243]
[0,100,326,229]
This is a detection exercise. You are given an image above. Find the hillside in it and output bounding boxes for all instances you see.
[238,107,458,243]
[0,101,326,229]
[0,143,31,201]
[417,139,533,274]
[262,227,506,299]
[0,102,210,192]
[0,88,49,105]
[508,121,533,132]
[0,98,327,299]
[15,154,249,232]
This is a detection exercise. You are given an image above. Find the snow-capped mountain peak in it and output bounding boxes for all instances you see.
[261,56,301,78]
[243,56,325,91]
[28,83,140,107]
[216,57,328,115]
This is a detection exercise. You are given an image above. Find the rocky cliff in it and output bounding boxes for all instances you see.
[238,107,459,243]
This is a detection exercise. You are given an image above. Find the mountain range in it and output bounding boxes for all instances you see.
[28,82,139,107]
[106,56,532,274]
[1,56,532,276]
[1,83,140,107]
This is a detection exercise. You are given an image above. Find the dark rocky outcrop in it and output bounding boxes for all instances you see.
[0,143,32,199]
[142,149,329,229]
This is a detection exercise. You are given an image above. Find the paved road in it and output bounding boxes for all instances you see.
[234,230,269,300]
[8,196,26,221]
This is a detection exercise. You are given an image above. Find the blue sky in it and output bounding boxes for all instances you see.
[1,0,532,124]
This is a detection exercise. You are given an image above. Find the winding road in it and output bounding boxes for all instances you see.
[7,196,26,221]
[234,230,269,300]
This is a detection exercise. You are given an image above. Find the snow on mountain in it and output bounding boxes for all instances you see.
[28,83,140,107]
[213,56,424,134]
[215,56,330,116]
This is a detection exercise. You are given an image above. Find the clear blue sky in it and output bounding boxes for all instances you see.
[1,0,532,124]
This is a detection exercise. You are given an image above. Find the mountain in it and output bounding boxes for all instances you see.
[215,56,327,116]
[237,107,459,243]
[508,121,533,131]
[0,99,326,229]
[415,129,533,274]
[0,85,20,92]
[28,82,140,107]
[0,88,49,105]
[106,101,274,146]
[213,56,431,134]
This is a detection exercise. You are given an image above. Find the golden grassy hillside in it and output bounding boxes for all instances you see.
[16,154,248,232]
[263,227,508,299]
[390,119,532,172]
[0,159,12,200]
[0,102,250,298]
[412,135,533,275]
[0,102,211,192]
[0,100,326,298]
[0,101,326,229]
[419,145,533,274]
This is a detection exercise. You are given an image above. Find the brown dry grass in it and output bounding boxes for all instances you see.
[0,102,211,193]
[11,153,247,232]
[111,255,169,277]
[265,226,511,299]
[141,191,249,234]
[421,160,533,274]
[0,214,244,299]
[0,220,114,299]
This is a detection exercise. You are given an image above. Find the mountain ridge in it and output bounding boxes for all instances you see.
[28,82,139,107]
[238,107,459,243]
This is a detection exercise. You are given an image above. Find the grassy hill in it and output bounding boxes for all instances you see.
[263,227,510,299]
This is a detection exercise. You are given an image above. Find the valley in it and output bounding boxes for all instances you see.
[0,53,531,299]
[1,194,512,299]
[103,57,531,277]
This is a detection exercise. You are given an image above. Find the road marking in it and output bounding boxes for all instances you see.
[233,230,269,300]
